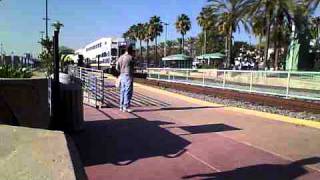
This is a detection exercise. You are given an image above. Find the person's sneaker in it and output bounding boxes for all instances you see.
[123,108,133,113]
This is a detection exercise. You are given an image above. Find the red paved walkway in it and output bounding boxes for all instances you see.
[70,84,320,180]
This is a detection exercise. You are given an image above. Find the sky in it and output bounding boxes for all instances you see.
[0,0,319,56]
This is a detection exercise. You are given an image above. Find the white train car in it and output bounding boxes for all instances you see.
[76,37,134,72]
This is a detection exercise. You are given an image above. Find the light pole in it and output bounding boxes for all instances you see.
[161,22,169,57]
[11,51,14,68]
[0,43,3,55]
[40,31,45,39]
[0,43,3,65]
[43,0,50,38]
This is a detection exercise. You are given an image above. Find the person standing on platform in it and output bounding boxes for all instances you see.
[116,45,135,112]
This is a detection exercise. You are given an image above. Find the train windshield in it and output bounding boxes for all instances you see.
[111,48,117,56]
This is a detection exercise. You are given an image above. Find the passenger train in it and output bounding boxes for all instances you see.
[75,37,135,72]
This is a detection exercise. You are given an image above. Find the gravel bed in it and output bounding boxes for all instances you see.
[161,87,320,122]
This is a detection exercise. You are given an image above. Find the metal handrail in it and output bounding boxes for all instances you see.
[146,68,320,101]
[68,66,105,108]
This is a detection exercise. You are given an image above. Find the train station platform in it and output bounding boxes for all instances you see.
[70,80,320,180]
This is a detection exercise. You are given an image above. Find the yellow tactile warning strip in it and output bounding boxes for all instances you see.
[134,82,320,129]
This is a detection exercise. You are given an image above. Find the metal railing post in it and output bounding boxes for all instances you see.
[79,67,82,80]
[101,71,104,107]
[172,70,175,81]
[223,70,226,88]
[95,76,98,108]
[250,71,253,92]
[202,72,205,86]
[186,70,189,81]
[286,71,291,98]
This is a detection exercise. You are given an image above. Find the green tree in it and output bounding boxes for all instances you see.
[250,0,295,69]
[148,16,163,66]
[136,23,146,60]
[144,23,153,67]
[60,46,74,72]
[251,14,266,54]
[175,14,191,54]
[52,21,64,32]
[306,0,320,12]
[209,0,253,68]
[39,38,53,76]
[123,24,138,42]
[197,6,215,54]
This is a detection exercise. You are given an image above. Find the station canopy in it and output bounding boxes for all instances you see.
[162,54,192,61]
[196,52,225,60]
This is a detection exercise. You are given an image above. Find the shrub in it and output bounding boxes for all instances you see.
[0,65,33,78]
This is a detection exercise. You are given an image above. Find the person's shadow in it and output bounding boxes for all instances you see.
[183,157,320,180]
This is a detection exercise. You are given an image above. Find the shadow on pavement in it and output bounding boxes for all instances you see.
[70,117,190,167]
[178,124,241,135]
[182,157,320,180]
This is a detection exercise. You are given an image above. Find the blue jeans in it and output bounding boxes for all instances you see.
[119,74,133,109]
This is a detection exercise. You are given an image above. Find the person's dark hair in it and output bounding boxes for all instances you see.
[126,44,134,55]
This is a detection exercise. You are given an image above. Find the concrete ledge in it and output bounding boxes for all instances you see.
[0,125,87,180]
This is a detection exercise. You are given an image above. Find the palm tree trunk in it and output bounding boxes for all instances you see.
[204,30,207,54]
[273,39,276,69]
[275,38,280,70]
[264,12,271,70]
[155,37,158,67]
[227,27,232,68]
[146,40,149,68]
[224,36,228,68]
[140,40,143,62]
[182,34,185,54]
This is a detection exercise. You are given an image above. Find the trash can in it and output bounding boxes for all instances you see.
[59,73,84,132]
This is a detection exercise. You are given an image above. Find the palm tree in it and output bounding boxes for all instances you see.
[209,0,253,68]
[136,23,146,60]
[186,37,197,57]
[251,14,266,62]
[197,6,214,54]
[166,40,176,55]
[123,24,138,42]
[60,46,74,72]
[148,16,163,66]
[306,0,320,12]
[175,14,191,54]
[52,21,64,32]
[250,0,295,69]
[144,23,153,67]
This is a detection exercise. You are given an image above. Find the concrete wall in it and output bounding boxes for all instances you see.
[0,78,50,129]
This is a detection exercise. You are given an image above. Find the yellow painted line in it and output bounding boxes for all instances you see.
[134,82,320,129]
